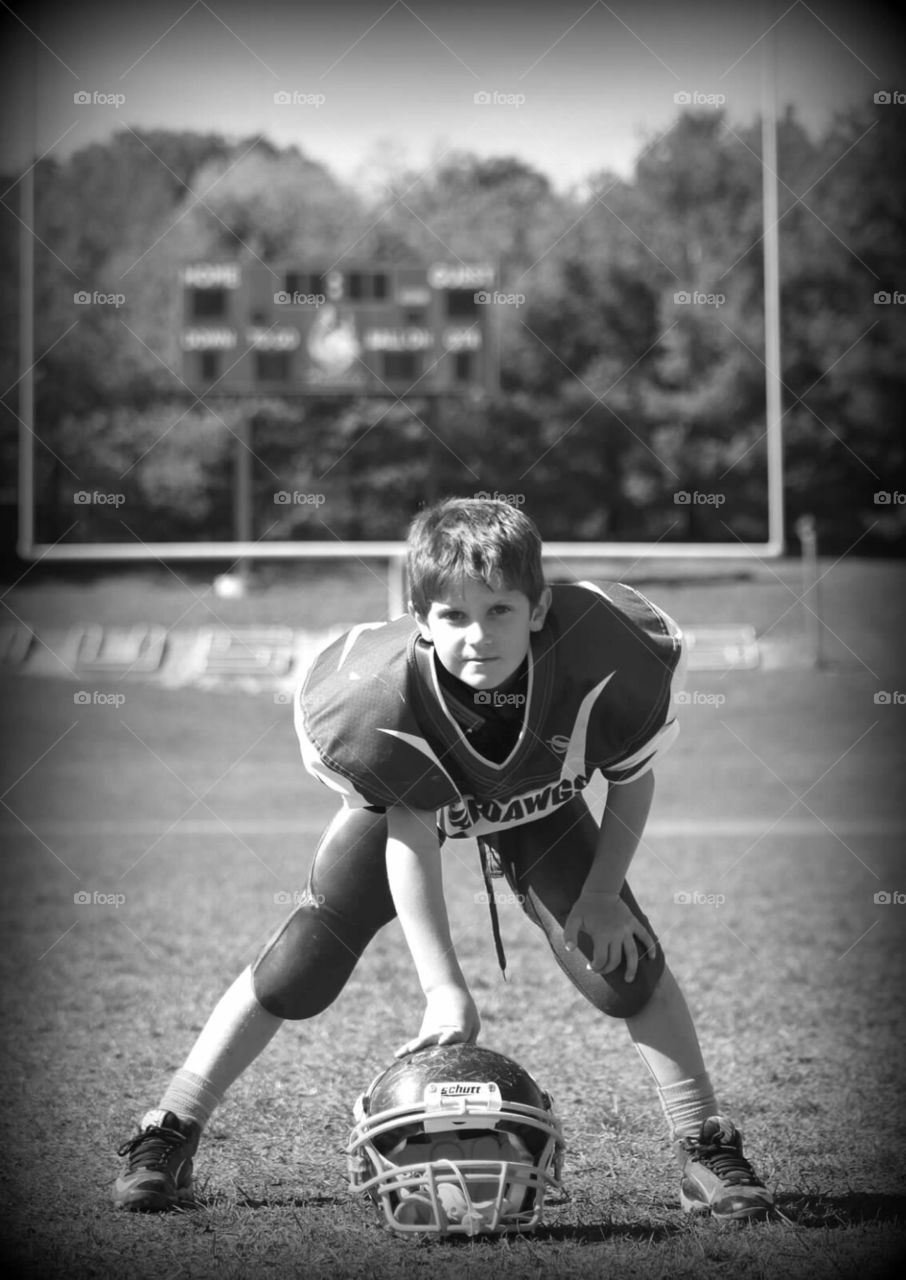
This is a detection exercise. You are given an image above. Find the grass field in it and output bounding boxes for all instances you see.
[1,556,905,1278]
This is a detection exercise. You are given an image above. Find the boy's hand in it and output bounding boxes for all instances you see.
[395,983,481,1058]
[563,889,655,981]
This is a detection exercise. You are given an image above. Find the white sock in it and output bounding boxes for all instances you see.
[656,1073,718,1141]
[157,966,283,1129]
[624,966,716,1143]
[156,1070,222,1129]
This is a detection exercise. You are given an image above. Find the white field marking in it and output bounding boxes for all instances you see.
[1,818,903,838]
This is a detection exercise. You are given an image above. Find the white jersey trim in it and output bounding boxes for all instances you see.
[425,646,536,772]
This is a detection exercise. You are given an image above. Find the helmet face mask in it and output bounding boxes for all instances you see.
[347,1045,564,1237]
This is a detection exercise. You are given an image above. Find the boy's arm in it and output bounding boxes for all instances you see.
[563,771,657,981]
[385,805,480,1057]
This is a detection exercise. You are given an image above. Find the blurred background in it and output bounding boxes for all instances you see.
[1,0,905,562]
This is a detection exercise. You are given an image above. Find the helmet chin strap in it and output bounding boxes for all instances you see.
[438,1186,487,1236]
[393,1182,492,1236]
[390,1133,533,1233]
[478,838,509,977]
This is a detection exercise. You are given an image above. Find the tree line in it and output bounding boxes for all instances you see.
[1,105,904,556]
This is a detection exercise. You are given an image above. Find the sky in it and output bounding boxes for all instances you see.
[0,0,904,191]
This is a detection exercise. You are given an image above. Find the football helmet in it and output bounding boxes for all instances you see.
[347,1043,564,1236]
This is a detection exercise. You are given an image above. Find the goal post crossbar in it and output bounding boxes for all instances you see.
[19,537,784,620]
[19,539,783,561]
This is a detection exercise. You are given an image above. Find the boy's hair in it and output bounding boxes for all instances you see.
[407,498,545,615]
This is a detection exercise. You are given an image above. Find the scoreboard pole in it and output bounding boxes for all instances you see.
[233,413,253,583]
[425,396,442,506]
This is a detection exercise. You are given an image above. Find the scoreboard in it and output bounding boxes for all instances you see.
[179,262,499,395]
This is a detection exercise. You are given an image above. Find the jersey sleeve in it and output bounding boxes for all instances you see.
[574,581,687,785]
[294,694,379,807]
[294,619,462,812]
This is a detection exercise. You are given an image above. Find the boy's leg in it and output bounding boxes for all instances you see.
[624,969,772,1219]
[171,805,395,1110]
[490,797,665,1019]
[623,964,713,1125]
[115,806,393,1210]
[154,966,281,1126]
[113,965,280,1212]
[491,798,772,1220]
[251,806,395,1017]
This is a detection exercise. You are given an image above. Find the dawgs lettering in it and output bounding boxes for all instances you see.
[439,774,590,837]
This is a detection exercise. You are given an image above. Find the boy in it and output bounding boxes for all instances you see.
[114,498,773,1223]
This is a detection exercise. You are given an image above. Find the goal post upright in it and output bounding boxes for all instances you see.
[762,10,785,555]
[16,47,35,562]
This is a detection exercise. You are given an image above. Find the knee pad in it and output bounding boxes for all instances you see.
[545,921,665,1019]
[252,898,364,1020]
[591,945,664,1018]
[253,807,394,1019]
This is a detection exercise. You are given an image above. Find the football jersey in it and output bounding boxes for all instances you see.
[295,582,686,840]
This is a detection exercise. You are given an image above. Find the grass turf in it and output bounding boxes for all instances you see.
[1,558,905,1278]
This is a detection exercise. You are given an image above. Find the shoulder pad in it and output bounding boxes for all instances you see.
[298,618,459,810]
[548,582,684,780]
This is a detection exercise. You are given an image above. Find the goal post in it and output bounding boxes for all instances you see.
[16,53,785,584]
[17,538,785,622]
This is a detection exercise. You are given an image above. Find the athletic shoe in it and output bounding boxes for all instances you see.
[677,1116,773,1222]
[113,1109,201,1211]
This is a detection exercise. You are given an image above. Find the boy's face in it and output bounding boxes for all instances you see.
[414,578,551,691]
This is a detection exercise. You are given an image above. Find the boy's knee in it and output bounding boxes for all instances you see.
[601,960,663,1018]
[252,902,359,1019]
[582,943,665,1019]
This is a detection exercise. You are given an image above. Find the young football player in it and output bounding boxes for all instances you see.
[114,497,773,1223]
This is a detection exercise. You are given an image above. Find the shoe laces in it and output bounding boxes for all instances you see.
[117,1122,188,1172]
[683,1132,763,1187]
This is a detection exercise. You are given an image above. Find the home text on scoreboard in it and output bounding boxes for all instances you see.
[178,262,499,396]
